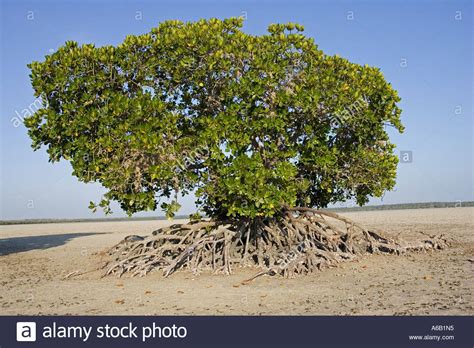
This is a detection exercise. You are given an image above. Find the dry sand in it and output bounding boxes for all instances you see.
[0,207,472,315]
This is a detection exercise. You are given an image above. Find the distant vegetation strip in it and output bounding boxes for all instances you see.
[1,201,472,225]
[328,201,473,212]
[0,215,186,226]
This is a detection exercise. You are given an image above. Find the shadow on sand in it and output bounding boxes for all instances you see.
[0,232,105,256]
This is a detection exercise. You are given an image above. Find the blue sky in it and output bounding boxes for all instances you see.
[0,0,472,220]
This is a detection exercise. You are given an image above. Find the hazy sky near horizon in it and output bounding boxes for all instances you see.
[1,0,472,220]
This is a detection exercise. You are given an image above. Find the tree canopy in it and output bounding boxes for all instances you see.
[25,17,403,219]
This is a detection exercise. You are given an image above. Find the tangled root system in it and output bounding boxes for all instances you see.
[102,207,449,279]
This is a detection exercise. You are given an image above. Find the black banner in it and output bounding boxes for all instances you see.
[1,316,472,347]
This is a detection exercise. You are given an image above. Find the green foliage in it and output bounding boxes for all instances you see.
[189,212,202,222]
[25,18,403,219]
[161,200,182,220]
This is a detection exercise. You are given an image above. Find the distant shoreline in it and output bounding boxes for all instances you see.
[1,201,472,225]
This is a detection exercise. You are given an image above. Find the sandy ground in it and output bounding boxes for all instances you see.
[0,207,472,315]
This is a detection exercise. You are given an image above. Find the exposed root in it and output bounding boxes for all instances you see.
[102,207,449,278]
